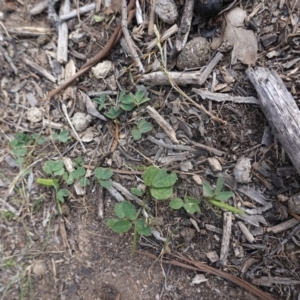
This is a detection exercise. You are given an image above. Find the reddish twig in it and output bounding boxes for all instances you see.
[47,0,135,99]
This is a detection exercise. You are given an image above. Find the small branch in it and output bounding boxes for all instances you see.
[147,136,194,151]
[219,212,232,265]
[57,0,70,64]
[23,56,56,83]
[192,88,259,104]
[61,104,86,152]
[146,106,178,143]
[121,0,144,72]
[0,44,18,75]
[148,0,156,35]
[60,3,96,21]
[172,0,194,56]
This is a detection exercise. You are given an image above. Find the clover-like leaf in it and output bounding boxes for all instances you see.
[150,187,173,200]
[79,177,90,187]
[143,166,159,186]
[94,167,113,180]
[135,219,152,236]
[99,179,112,189]
[203,182,214,198]
[114,203,126,219]
[132,128,142,140]
[137,119,153,133]
[215,177,224,196]
[121,201,137,221]
[183,202,201,214]
[72,167,86,179]
[169,198,184,210]
[56,189,68,203]
[105,107,123,119]
[108,219,132,233]
[152,169,177,188]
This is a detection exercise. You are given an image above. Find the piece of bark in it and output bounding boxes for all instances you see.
[237,221,254,243]
[247,67,300,176]
[8,27,53,36]
[192,88,259,104]
[29,0,48,15]
[57,0,70,64]
[141,52,223,86]
[172,0,194,56]
[219,212,232,265]
[60,3,96,21]
[146,106,178,143]
[267,218,299,233]
[23,56,56,83]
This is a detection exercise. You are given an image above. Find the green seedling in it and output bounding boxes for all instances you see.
[203,177,244,214]
[131,119,153,140]
[143,166,177,200]
[93,89,150,120]
[37,160,69,214]
[106,200,152,252]
[94,167,113,189]
[10,132,34,165]
[53,129,71,143]
[170,196,201,214]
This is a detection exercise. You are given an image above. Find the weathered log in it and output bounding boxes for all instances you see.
[247,67,300,175]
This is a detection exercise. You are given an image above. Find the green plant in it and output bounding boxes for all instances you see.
[203,177,244,214]
[170,196,201,214]
[10,132,33,165]
[106,201,152,252]
[143,166,177,200]
[52,129,71,143]
[94,167,113,189]
[37,160,69,214]
[131,119,153,140]
[130,187,144,197]
[93,89,150,120]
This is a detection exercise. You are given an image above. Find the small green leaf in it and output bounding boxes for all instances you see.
[106,218,119,227]
[36,178,59,186]
[215,191,234,202]
[150,187,173,200]
[119,102,135,111]
[152,169,177,188]
[53,130,71,143]
[56,189,68,203]
[114,203,126,218]
[66,174,74,185]
[203,182,214,198]
[215,177,224,195]
[120,94,134,104]
[53,167,65,177]
[209,199,245,214]
[79,177,90,187]
[72,167,86,179]
[94,167,113,180]
[130,187,144,197]
[135,219,152,236]
[105,107,123,119]
[93,95,106,110]
[99,179,112,189]
[74,157,84,167]
[122,201,137,221]
[183,202,201,214]
[143,166,159,186]
[94,14,105,22]
[132,129,142,140]
[184,196,200,204]
[170,198,184,210]
[109,219,132,233]
[137,119,153,133]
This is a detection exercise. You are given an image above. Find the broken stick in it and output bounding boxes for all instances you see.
[247,67,300,175]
